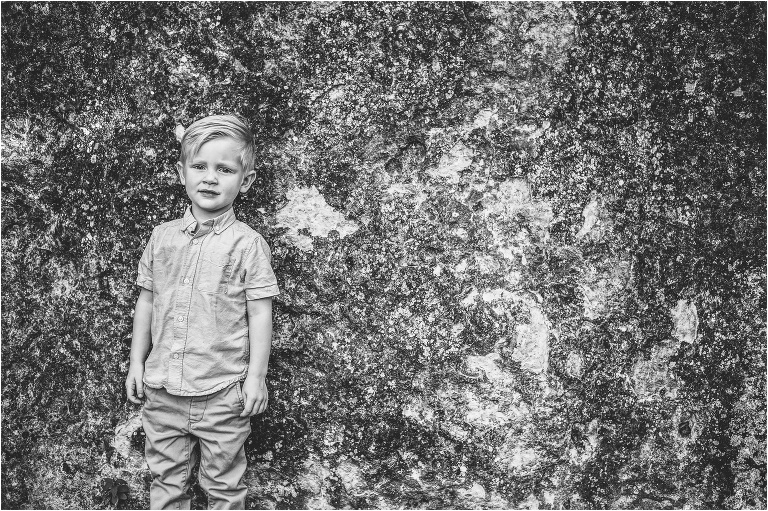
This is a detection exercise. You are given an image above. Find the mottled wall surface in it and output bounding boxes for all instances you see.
[1,2,765,509]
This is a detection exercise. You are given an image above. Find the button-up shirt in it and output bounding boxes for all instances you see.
[136,206,280,396]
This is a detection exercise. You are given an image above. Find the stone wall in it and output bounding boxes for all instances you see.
[2,2,765,509]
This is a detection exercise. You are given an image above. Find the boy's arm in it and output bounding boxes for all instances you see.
[240,297,273,417]
[126,288,153,404]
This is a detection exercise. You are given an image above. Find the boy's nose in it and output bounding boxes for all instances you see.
[202,168,218,183]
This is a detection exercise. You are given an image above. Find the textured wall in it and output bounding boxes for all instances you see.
[2,2,765,509]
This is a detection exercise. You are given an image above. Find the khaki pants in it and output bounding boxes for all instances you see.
[142,382,251,510]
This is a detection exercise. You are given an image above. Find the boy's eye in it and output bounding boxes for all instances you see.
[219,167,234,174]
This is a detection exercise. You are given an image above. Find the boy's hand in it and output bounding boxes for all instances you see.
[125,364,145,404]
[240,375,268,417]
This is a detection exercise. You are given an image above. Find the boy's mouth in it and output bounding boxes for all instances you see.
[198,189,220,196]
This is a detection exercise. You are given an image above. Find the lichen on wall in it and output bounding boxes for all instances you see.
[275,186,360,252]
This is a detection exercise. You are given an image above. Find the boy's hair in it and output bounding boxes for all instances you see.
[179,114,255,174]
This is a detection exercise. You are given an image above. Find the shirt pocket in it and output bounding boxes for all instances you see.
[197,254,233,294]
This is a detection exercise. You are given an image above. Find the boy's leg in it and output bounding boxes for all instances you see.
[142,386,199,510]
[194,382,251,510]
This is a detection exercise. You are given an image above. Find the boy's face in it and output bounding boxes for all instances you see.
[177,137,255,222]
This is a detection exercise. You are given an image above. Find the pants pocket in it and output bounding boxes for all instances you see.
[142,385,155,406]
[233,381,246,410]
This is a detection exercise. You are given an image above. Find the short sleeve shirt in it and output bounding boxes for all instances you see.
[136,206,279,396]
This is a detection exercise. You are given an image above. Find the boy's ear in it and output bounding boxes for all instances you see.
[176,162,186,185]
[239,169,257,193]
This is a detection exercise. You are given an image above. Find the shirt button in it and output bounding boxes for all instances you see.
[193,239,200,245]
[173,353,180,360]
[184,278,190,284]
[177,315,184,322]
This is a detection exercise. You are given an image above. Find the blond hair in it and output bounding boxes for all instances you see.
[179,114,255,174]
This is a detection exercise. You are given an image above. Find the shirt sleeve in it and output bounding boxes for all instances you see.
[243,235,280,300]
[136,228,156,292]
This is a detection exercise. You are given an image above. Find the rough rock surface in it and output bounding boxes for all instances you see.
[2,2,765,509]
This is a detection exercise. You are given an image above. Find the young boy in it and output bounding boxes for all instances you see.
[125,114,279,510]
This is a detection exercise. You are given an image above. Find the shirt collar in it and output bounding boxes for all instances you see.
[181,206,237,235]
